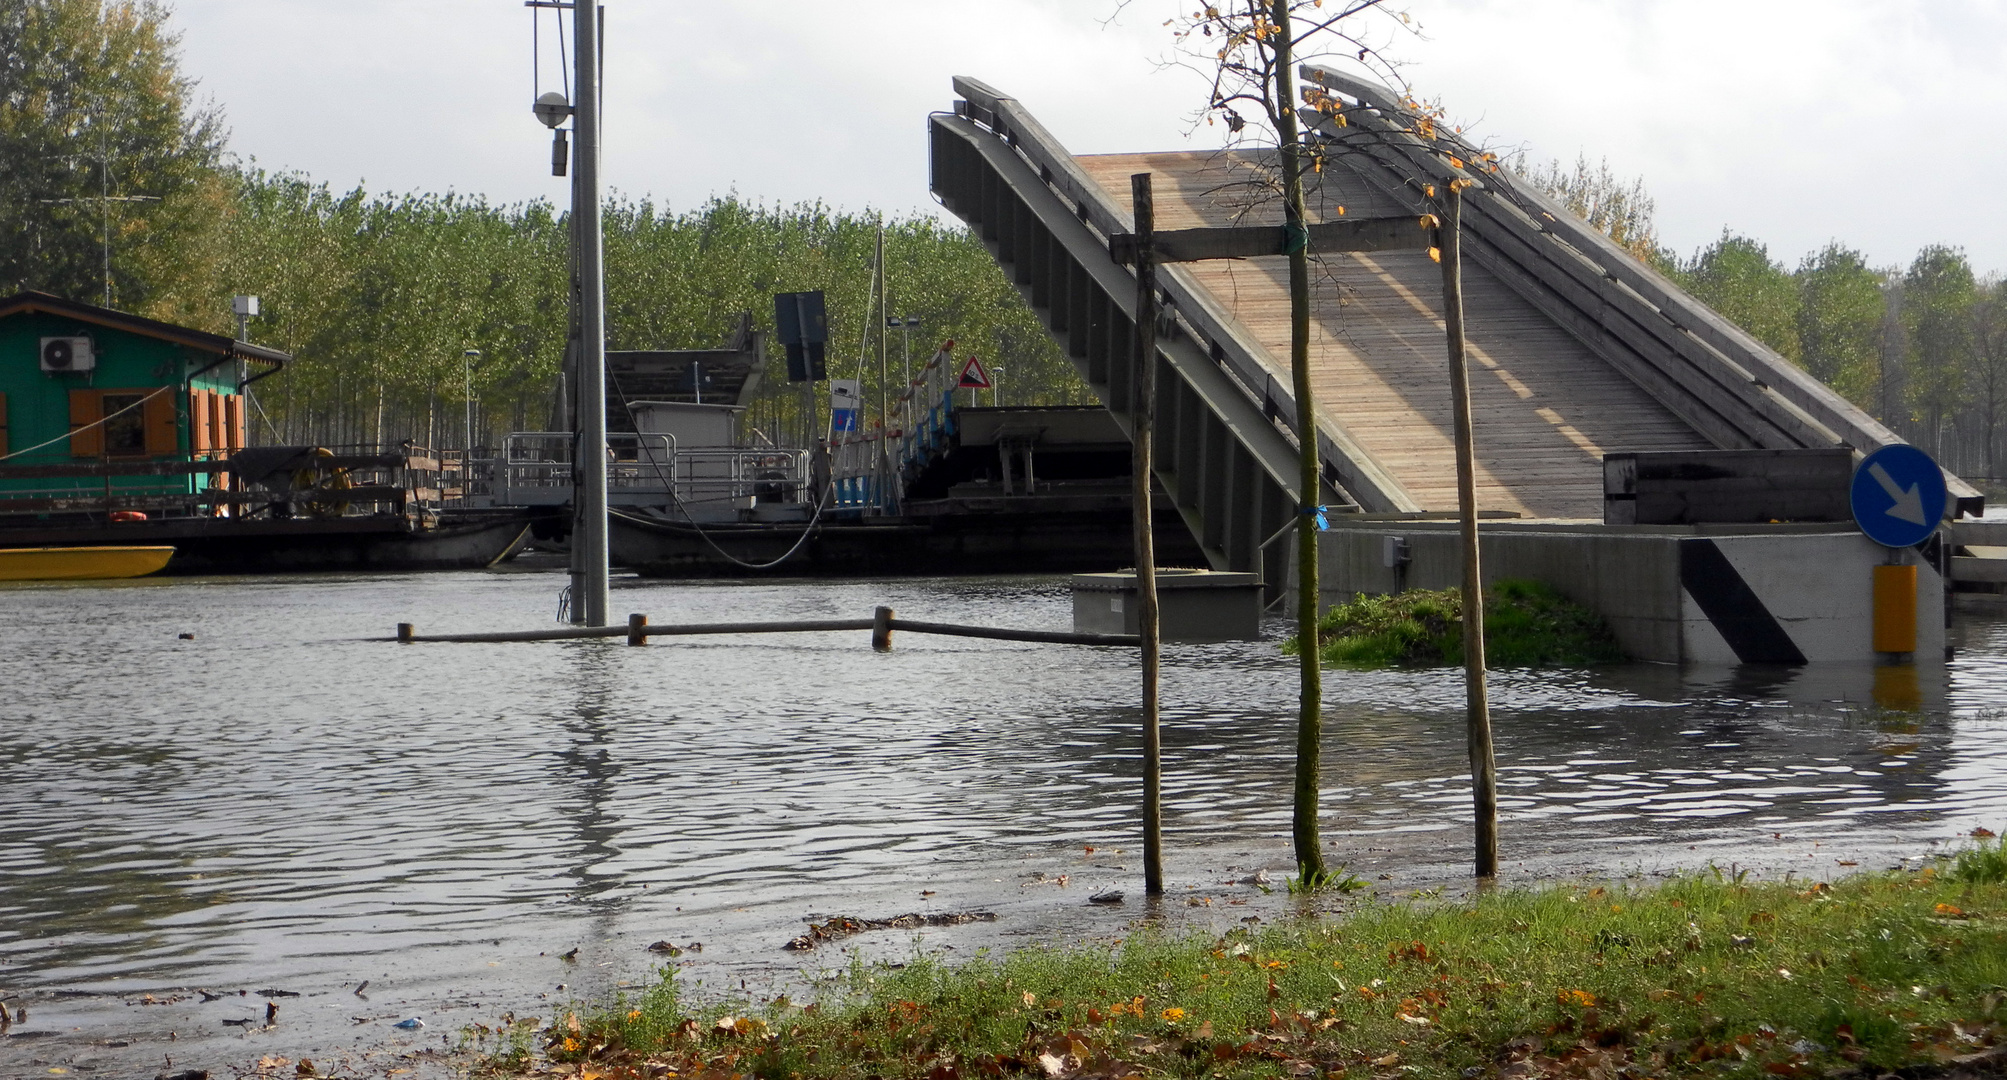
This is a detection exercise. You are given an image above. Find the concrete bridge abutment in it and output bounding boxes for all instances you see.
[1290,519,1944,666]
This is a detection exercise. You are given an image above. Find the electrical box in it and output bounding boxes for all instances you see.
[1382,535,1410,569]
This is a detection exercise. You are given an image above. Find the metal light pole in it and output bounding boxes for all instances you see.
[231,294,258,425]
[570,2,609,626]
[898,316,917,386]
[463,349,480,451]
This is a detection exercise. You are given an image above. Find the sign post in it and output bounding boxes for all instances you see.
[1849,444,1947,662]
[956,355,992,408]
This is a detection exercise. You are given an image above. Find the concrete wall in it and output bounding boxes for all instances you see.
[1292,519,1943,665]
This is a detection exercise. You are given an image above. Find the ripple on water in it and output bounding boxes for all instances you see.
[0,571,2003,991]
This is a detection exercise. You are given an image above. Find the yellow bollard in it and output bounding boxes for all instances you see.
[1872,564,1917,655]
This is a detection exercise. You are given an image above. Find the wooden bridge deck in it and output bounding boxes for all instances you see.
[1075,151,1710,519]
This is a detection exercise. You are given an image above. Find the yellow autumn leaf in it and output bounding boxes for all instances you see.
[1427,247,1441,264]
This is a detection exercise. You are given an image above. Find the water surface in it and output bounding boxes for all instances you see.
[2,569,2003,1075]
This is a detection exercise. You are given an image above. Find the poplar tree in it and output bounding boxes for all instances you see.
[1794,244,1885,411]
[0,0,228,320]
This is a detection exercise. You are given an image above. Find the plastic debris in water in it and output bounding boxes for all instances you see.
[392,1017,424,1030]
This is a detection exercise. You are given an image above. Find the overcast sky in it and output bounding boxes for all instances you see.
[171,0,2005,275]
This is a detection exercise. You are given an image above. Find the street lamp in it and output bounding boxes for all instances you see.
[534,91,572,176]
[886,314,920,387]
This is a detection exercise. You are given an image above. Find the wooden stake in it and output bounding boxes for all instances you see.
[872,605,894,652]
[1131,172,1165,898]
[627,612,649,646]
[397,622,414,643]
[1439,185,1499,880]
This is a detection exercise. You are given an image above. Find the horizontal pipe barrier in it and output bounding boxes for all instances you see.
[392,608,1139,649]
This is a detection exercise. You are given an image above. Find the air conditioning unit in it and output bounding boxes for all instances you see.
[40,336,95,373]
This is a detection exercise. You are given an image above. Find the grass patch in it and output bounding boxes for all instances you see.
[1287,580,1626,668]
[489,850,2007,1079]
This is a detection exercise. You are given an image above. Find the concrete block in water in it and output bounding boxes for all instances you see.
[1296,520,1944,665]
[1072,569,1262,642]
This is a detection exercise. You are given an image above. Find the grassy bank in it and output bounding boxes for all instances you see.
[485,838,2007,1079]
[1289,581,1625,668]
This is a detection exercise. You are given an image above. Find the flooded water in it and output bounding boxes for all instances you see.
[3,567,2005,1076]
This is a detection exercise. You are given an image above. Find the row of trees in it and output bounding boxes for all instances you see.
[1532,156,2007,485]
[1669,234,2005,483]
[218,177,1086,451]
[2,1,1083,456]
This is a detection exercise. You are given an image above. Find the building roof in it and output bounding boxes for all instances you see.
[0,291,290,370]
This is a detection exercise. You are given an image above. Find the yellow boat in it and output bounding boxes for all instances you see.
[0,546,176,581]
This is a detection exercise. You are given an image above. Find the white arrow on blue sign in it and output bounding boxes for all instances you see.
[1849,443,1947,548]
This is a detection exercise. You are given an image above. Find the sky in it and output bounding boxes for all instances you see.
[170,0,2007,275]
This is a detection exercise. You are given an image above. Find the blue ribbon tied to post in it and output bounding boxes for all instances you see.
[1300,504,1330,531]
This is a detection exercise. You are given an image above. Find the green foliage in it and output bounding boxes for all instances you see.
[1953,834,2007,884]
[1287,579,1625,669]
[1524,155,1660,263]
[215,175,1085,447]
[0,0,229,317]
[1287,862,1366,895]
[1972,277,2007,480]
[1795,244,1885,409]
[522,866,2007,1080]
[1674,230,1802,362]
[1903,245,1978,448]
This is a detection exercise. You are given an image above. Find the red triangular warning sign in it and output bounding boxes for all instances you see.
[957,355,992,390]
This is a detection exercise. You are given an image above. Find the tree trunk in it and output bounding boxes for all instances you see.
[1272,1,1325,882]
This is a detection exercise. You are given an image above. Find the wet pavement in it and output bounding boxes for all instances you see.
[2,569,2004,1077]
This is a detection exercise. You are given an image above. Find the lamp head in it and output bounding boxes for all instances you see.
[464,349,482,359]
[533,91,572,129]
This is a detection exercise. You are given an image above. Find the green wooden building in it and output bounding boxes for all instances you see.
[0,291,289,508]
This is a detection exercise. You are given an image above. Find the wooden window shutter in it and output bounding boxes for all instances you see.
[190,390,212,455]
[225,394,246,450]
[145,389,178,456]
[69,390,103,457]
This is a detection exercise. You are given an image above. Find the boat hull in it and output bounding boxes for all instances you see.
[608,498,1208,578]
[0,545,175,581]
[0,510,538,575]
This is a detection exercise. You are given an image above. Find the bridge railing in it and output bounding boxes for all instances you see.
[933,78,1341,592]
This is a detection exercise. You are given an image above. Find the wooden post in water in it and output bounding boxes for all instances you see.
[1438,184,1499,879]
[872,606,894,652]
[627,613,649,646]
[397,622,414,643]
[1130,172,1165,897]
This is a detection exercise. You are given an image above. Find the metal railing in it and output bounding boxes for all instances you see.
[486,432,810,514]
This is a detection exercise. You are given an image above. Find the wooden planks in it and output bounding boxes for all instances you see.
[1075,150,1711,520]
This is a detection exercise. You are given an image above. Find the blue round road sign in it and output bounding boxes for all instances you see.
[1850,443,1947,548]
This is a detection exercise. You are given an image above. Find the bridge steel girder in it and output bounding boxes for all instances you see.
[931,111,1310,588]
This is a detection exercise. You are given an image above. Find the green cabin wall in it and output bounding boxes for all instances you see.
[0,310,241,498]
